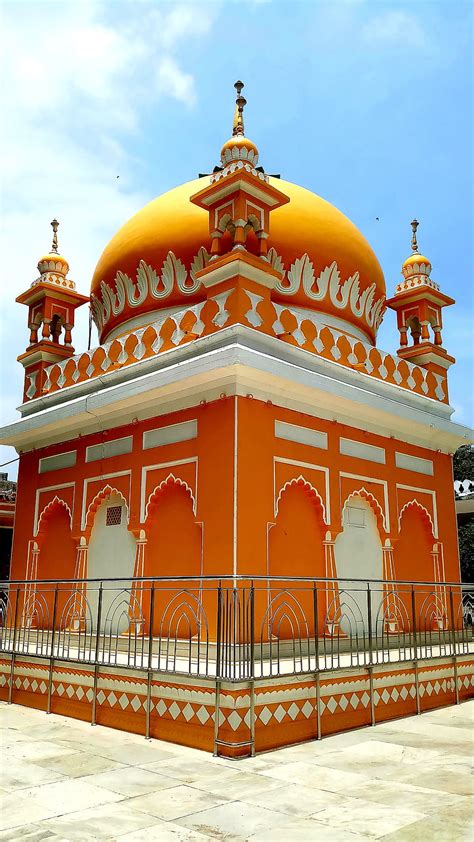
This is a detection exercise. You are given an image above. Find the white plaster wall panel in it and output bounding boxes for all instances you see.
[340,438,386,465]
[395,452,434,476]
[87,493,137,632]
[39,451,77,474]
[275,420,328,450]
[334,497,383,632]
[143,420,197,451]
[86,436,133,463]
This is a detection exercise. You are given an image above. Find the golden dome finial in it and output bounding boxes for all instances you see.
[411,218,419,254]
[50,218,59,254]
[232,80,246,137]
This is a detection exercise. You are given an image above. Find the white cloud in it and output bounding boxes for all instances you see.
[0,1,218,478]
[156,57,196,106]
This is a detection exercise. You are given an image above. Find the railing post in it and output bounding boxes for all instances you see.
[91,583,103,726]
[8,586,20,705]
[313,582,322,740]
[249,582,255,757]
[367,583,375,727]
[145,584,155,740]
[213,582,222,757]
[449,587,460,705]
[411,585,420,715]
[46,584,59,714]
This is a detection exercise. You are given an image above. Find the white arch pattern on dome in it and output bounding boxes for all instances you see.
[91,249,211,332]
[269,249,386,332]
[91,244,384,337]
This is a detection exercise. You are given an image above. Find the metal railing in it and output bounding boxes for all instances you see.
[0,575,472,681]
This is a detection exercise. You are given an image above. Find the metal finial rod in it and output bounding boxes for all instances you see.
[50,218,59,254]
[233,80,246,137]
[411,218,419,253]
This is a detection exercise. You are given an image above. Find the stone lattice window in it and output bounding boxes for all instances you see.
[106,505,122,526]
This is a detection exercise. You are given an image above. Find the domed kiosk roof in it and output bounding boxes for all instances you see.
[91,176,386,345]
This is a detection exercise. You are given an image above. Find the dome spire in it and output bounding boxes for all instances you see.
[232,80,246,137]
[50,218,59,255]
[411,218,419,254]
[219,79,259,169]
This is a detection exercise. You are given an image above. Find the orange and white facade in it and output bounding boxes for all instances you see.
[1,83,472,752]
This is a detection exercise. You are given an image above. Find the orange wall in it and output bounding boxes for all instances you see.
[10,395,461,588]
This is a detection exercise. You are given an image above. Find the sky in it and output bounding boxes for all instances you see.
[1,0,473,479]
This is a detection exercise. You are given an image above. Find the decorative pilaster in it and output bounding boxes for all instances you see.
[382,540,399,634]
[323,532,341,636]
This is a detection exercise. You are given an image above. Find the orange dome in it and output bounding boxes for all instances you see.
[91,177,386,344]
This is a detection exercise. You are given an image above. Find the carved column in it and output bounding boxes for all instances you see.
[382,540,398,633]
[432,541,447,630]
[323,532,341,636]
[129,534,147,633]
[23,540,40,627]
[70,539,88,630]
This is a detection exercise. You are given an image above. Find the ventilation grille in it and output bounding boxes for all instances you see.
[106,506,122,526]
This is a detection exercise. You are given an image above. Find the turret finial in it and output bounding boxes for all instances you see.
[232,80,246,137]
[50,218,59,254]
[411,218,419,253]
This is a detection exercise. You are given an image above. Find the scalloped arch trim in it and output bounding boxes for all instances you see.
[35,496,72,537]
[275,475,327,523]
[144,473,197,522]
[341,488,386,533]
[398,499,436,539]
[84,485,129,535]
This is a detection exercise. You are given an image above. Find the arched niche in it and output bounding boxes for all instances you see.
[34,498,76,629]
[334,494,383,634]
[394,501,437,630]
[143,476,203,637]
[87,492,137,633]
[267,478,326,639]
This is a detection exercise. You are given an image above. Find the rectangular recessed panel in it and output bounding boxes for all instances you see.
[86,436,133,463]
[143,420,197,451]
[395,452,434,475]
[340,438,386,465]
[106,505,122,526]
[275,421,327,450]
[39,451,77,474]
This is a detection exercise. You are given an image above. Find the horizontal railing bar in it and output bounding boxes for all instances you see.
[1,576,472,587]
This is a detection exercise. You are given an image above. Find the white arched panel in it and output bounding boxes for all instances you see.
[87,493,137,632]
[334,496,383,634]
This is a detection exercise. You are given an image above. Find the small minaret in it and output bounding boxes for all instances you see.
[386,219,455,382]
[16,220,89,402]
[190,81,289,297]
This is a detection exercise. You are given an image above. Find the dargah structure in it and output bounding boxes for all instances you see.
[0,82,472,756]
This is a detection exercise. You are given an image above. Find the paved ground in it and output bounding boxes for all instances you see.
[0,701,472,841]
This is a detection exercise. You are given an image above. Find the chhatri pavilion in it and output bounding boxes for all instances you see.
[0,82,472,754]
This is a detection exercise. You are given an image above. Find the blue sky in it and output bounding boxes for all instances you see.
[1,0,472,478]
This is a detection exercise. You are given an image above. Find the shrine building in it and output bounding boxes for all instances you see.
[0,82,472,754]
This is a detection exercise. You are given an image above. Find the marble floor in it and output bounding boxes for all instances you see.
[0,701,472,840]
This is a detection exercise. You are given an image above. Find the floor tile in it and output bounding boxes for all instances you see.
[260,759,371,791]
[242,782,349,817]
[32,751,127,779]
[129,784,225,821]
[17,777,124,816]
[37,801,160,841]
[84,765,178,797]
[176,800,292,840]
[310,798,426,837]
